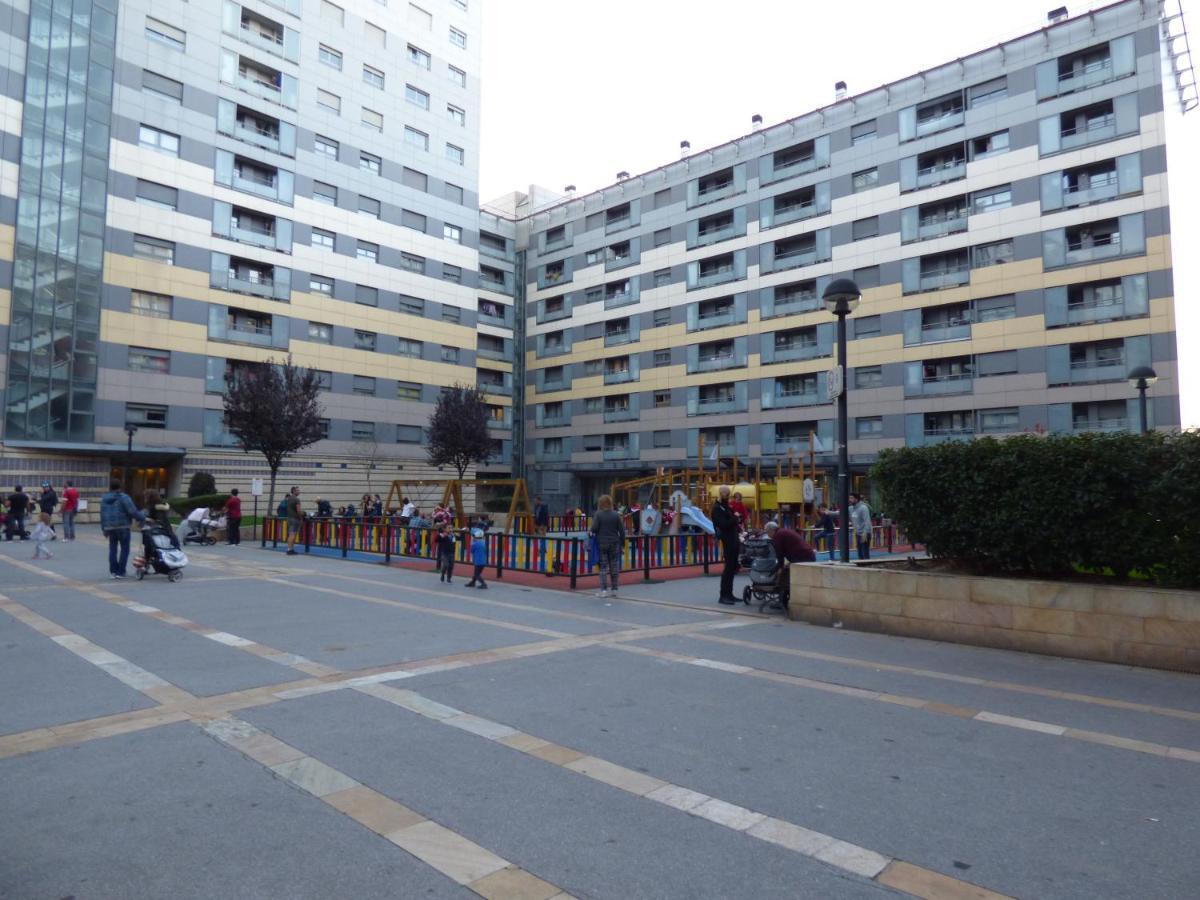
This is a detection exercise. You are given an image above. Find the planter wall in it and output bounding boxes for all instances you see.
[789,564,1200,673]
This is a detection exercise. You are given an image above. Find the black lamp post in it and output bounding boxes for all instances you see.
[1127,365,1158,434]
[822,278,861,563]
[124,424,138,491]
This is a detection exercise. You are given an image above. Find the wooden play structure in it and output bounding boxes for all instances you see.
[384,478,535,532]
[610,433,834,532]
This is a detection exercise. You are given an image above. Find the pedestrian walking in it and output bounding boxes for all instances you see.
[61,481,79,541]
[850,493,873,560]
[224,488,242,545]
[37,482,58,535]
[100,479,146,578]
[589,494,625,599]
[533,495,550,535]
[465,528,488,588]
[814,504,836,561]
[712,486,742,605]
[436,523,456,583]
[31,512,54,559]
[284,486,304,555]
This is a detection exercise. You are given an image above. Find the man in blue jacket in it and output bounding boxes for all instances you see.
[100,479,146,579]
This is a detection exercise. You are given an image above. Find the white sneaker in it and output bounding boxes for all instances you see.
[596,589,608,598]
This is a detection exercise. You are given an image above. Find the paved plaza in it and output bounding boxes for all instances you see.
[1,533,1198,899]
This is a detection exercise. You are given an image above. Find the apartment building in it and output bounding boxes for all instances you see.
[516,0,1183,510]
[0,0,507,504]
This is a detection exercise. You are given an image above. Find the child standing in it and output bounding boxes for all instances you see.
[31,512,54,559]
[465,528,488,589]
[436,524,456,583]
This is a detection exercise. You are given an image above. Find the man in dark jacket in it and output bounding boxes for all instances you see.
[533,495,550,535]
[38,482,58,535]
[100,479,146,579]
[712,485,741,605]
[6,485,30,540]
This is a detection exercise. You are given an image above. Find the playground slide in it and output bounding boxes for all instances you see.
[679,503,715,535]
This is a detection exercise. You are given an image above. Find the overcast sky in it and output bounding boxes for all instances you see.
[479,0,1199,426]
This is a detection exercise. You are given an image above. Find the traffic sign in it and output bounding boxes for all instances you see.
[251,478,264,496]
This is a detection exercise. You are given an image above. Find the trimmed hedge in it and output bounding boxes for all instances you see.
[167,493,231,516]
[872,432,1200,589]
[187,472,217,497]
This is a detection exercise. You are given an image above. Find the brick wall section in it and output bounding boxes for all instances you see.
[788,564,1200,673]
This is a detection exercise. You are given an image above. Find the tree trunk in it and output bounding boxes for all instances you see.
[267,468,278,520]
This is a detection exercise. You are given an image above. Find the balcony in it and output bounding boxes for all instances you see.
[1066,297,1125,326]
[479,238,509,261]
[923,427,975,445]
[771,242,820,272]
[765,384,821,409]
[916,158,965,189]
[1060,115,1116,152]
[763,287,820,319]
[1064,233,1122,266]
[604,285,635,309]
[603,404,637,423]
[912,320,970,345]
[478,302,512,327]
[919,266,970,292]
[229,218,277,250]
[763,138,828,183]
[1074,415,1128,433]
[477,377,512,397]
[232,167,280,202]
[907,372,974,397]
[770,195,820,229]
[228,269,277,299]
[916,104,964,139]
[692,351,738,374]
[477,342,508,362]
[539,411,570,428]
[918,212,968,241]
[687,394,740,416]
[1068,357,1125,384]
[225,321,274,348]
[603,443,635,461]
[692,304,735,331]
[1059,56,1114,96]
[604,328,633,347]
[537,443,570,462]
[235,118,283,154]
[693,218,739,248]
[770,337,822,364]
[480,269,513,295]
[603,365,637,386]
[486,412,512,431]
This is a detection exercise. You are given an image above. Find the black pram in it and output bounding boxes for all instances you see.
[135,523,189,582]
[739,533,787,613]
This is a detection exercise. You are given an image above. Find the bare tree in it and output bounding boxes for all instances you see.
[222,355,324,515]
[426,384,493,479]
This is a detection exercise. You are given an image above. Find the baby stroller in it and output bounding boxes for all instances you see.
[740,532,786,613]
[134,523,189,582]
[182,517,216,546]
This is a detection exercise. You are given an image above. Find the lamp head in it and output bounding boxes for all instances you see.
[1127,365,1158,389]
[822,278,861,315]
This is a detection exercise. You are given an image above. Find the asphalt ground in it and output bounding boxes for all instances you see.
[2,529,1197,899]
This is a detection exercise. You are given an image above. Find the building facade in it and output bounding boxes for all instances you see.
[516,0,1182,511]
[0,0,1185,514]
[0,0,507,507]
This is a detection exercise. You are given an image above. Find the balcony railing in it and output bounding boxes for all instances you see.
[604,289,635,309]
[916,158,965,189]
[1068,357,1124,384]
[919,267,970,291]
[228,271,276,298]
[768,293,819,318]
[479,241,509,260]
[234,121,281,153]
[913,320,971,344]
[604,329,632,346]
[772,245,818,271]
[1065,234,1121,265]
[224,322,274,347]
[1060,117,1116,151]
[695,223,738,247]
[1058,57,1113,95]
[477,344,507,361]
[603,367,636,385]
[1062,178,1118,209]
[771,198,818,229]
[603,406,637,423]
[694,307,735,330]
[1074,416,1128,433]
[694,265,736,290]
[477,379,512,396]
[232,171,279,201]
[771,340,822,363]
[603,444,634,461]
[769,153,818,182]
[692,351,737,373]
[695,179,735,205]
[910,373,973,396]
[1066,298,1125,325]
[916,106,964,138]
[923,427,975,445]
[230,222,276,249]
[918,213,968,241]
[767,387,821,409]
[687,395,739,416]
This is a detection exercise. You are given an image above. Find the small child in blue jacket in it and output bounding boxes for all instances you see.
[465,528,488,589]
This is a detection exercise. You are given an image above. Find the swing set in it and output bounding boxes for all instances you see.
[383,478,535,532]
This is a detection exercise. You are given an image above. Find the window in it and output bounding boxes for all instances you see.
[442,265,462,284]
[400,296,425,316]
[852,216,879,241]
[400,252,424,272]
[968,76,1007,108]
[317,89,341,113]
[321,1,344,25]
[310,275,334,295]
[441,345,460,363]
[851,120,876,144]
[405,127,429,150]
[971,130,1009,160]
[357,241,379,262]
[855,315,881,337]
[355,284,378,306]
[855,365,883,388]
[977,349,1018,376]
[583,397,602,413]
[445,182,464,204]
[854,265,881,289]
[653,390,672,409]
[397,425,423,443]
[972,239,1013,268]
[142,70,183,102]
[318,419,330,440]
[654,228,671,248]
[133,235,175,264]
[975,294,1017,322]
[319,44,343,69]
[363,65,385,90]
[136,180,177,210]
[360,151,382,174]
[409,3,433,29]
[444,223,462,243]
[852,168,879,192]
[442,303,461,322]
[401,209,427,232]
[408,44,431,69]
[653,308,671,327]
[979,408,1019,434]
[128,347,170,374]
[583,435,603,452]
[365,22,387,48]
[313,181,337,205]
[126,403,167,430]
[447,104,465,126]
[654,349,671,367]
[445,143,465,165]
[138,124,179,156]
[449,27,467,48]
[355,330,377,351]
[352,421,375,441]
[361,108,383,131]
[353,376,377,396]
[131,291,172,319]
[308,322,333,343]
[145,17,185,50]
[448,65,467,87]
[358,195,381,218]
[856,417,883,438]
[312,228,335,250]
[314,135,339,159]
[314,370,333,391]
[397,338,423,357]
[653,430,672,449]
[397,382,421,401]
[403,168,428,191]
[405,84,430,109]
[972,184,1012,213]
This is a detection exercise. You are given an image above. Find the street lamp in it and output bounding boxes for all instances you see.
[1127,365,1158,435]
[822,278,861,563]
[124,424,138,491]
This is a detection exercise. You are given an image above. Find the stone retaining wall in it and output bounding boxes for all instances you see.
[788,564,1200,673]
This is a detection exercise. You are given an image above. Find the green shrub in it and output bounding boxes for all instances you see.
[187,472,217,497]
[167,493,230,516]
[872,432,1200,589]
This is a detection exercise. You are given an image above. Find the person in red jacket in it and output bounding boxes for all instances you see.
[60,481,79,541]
[765,521,816,608]
[730,491,750,529]
[224,488,243,546]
